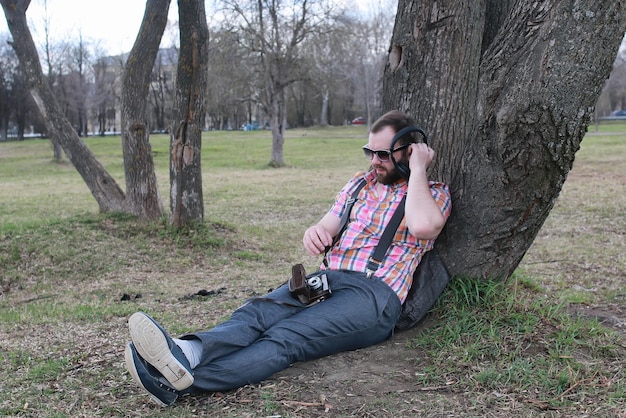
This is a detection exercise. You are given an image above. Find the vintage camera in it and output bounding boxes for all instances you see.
[289,263,332,306]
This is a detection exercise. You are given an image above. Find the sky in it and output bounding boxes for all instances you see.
[1,0,382,55]
[0,0,180,54]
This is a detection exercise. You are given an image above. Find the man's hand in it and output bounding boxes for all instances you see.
[303,223,334,256]
[404,143,446,240]
[408,143,435,174]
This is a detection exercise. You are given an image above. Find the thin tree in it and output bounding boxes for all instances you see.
[65,34,90,137]
[0,37,10,140]
[223,0,325,167]
[205,28,254,130]
[169,0,209,227]
[120,0,171,219]
[147,47,178,133]
[383,0,626,279]
[1,0,170,218]
[92,55,117,136]
[1,0,126,212]
[40,0,62,159]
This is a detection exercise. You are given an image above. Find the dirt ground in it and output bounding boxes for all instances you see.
[158,317,470,417]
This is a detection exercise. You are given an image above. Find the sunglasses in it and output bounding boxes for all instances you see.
[362,143,410,162]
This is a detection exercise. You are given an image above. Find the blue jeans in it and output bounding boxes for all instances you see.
[181,270,401,393]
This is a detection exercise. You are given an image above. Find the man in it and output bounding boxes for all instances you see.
[124,110,452,406]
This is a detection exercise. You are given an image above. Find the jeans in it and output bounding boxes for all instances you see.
[180,269,402,393]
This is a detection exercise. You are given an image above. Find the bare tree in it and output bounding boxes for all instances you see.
[596,42,626,116]
[346,5,394,125]
[205,28,254,130]
[1,0,176,220]
[299,20,346,126]
[383,0,626,279]
[0,34,17,140]
[149,48,177,133]
[40,0,62,158]
[11,67,30,138]
[169,0,209,226]
[65,34,90,136]
[120,0,171,219]
[1,0,126,211]
[223,0,327,166]
[91,55,118,135]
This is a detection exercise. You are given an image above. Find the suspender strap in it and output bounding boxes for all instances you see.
[366,194,406,277]
[334,179,367,248]
[323,179,367,268]
[324,177,407,276]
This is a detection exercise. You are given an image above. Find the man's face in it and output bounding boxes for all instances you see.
[366,126,408,185]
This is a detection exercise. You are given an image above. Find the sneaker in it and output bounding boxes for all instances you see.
[128,312,194,391]
[124,343,179,407]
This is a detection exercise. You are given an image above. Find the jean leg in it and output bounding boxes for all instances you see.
[187,271,401,393]
[182,284,306,365]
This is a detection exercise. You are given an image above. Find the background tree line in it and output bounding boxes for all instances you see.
[0,1,393,142]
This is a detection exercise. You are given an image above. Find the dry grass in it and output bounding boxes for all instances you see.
[521,132,626,309]
[0,126,624,417]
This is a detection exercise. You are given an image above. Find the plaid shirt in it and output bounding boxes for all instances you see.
[323,170,452,303]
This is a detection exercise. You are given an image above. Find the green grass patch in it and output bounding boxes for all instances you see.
[411,275,624,409]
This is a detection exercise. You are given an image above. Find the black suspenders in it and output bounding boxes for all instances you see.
[323,178,406,277]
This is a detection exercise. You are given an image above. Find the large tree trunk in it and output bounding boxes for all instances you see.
[120,0,170,220]
[1,0,126,211]
[383,0,626,279]
[169,0,208,227]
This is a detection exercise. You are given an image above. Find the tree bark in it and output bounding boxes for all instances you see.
[269,86,286,167]
[120,0,171,220]
[169,0,208,227]
[1,0,126,211]
[384,0,626,279]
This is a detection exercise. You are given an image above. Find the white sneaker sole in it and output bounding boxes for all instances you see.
[128,313,194,391]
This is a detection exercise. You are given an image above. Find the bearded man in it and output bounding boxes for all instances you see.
[124,110,452,406]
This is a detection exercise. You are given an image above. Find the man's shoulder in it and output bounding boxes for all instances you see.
[345,171,375,190]
[428,181,450,193]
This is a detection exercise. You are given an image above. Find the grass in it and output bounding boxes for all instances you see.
[0,124,624,417]
[413,275,623,402]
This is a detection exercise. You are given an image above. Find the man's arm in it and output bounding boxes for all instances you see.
[405,143,447,240]
[302,213,342,256]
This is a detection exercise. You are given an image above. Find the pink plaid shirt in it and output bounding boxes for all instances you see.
[323,170,451,303]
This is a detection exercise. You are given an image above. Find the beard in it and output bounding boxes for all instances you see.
[373,163,403,185]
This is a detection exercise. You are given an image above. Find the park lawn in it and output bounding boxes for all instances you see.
[0,125,624,417]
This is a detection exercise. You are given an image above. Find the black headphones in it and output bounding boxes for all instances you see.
[389,126,428,179]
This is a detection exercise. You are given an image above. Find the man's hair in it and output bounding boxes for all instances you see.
[370,110,417,147]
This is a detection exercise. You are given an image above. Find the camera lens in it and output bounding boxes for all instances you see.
[307,276,323,291]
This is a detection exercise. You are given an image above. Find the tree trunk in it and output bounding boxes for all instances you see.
[120,0,170,220]
[269,85,286,167]
[52,141,62,160]
[169,0,208,227]
[384,0,626,279]
[1,0,126,211]
[320,89,329,126]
